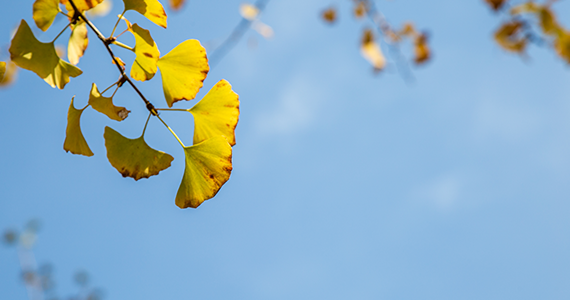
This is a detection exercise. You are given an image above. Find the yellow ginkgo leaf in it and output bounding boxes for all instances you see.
[104,126,174,180]
[414,33,431,64]
[157,39,209,107]
[354,1,367,19]
[9,20,82,89]
[360,29,385,71]
[169,0,184,11]
[0,62,5,82]
[494,21,527,53]
[68,21,88,65]
[129,23,160,81]
[64,97,93,156]
[555,32,570,64]
[175,136,233,209]
[537,6,560,36]
[33,0,60,31]
[88,83,130,121]
[123,0,167,28]
[61,0,104,13]
[240,3,259,21]
[189,80,239,146]
[86,0,112,17]
[0,62,18,87]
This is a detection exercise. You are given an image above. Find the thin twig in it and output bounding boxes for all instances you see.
[209,0,270,68]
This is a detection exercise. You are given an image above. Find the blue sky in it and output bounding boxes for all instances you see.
[2,0,570,299]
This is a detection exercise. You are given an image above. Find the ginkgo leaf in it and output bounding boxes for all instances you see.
[0,62,5,82]
[189,80,239,146]
[414,33,430,64]
[88,83,130,121]
[129,23,160,81]
[9,20,82,89]
[33,0,60,31]
[555,32,570,64]
[537,6,560,36]
[494,21,527,53]
[169,0,184,11]
[360,29,385,71]
[86,0,112,17]
[123,0,167,28]
[0,62,18,87]
[68,22,88,65]
[61,0,104,13]
[322,7,337,24]
[252,21,274,39]
[484,0,506,11]
[354,1,367,19]
[175,136,232,209]
[240,3,259,21]
[104,126,174,180]
[64,97,93,156]
[157,39,209,107]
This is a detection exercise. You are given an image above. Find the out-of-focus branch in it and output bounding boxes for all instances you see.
[208,0,270,68]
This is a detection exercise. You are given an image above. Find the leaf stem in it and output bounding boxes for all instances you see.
[141,112,151,137]
[112,40,134,51]
[51,23,71,44]
[156,115,186,148]
[111,84,120,98]
[101,81,118,94]
[110,11,126,38]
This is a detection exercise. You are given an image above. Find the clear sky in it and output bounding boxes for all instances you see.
[1,0,570,299]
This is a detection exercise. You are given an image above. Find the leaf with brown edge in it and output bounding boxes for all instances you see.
[64,97,93,156]
[0,62,5,82]
[157,39,209,107]
[123,0,167,28]
[129,23,160,81]
[68,21,88,65]
[61,0,104,13]
[494,21,527,53]
[104,126,174,180]
[484,0,506,11]
[33,0,60,31]
[189,80,239,146]
[169,0,184,11]
[88,83,130,121]
[9,20,82,89]
[175,136,232,209]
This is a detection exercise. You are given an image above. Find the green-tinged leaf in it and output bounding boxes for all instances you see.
[0,62,18,87]
[494,21,527,53]
[9,20,82,89]
[189,80,239,146]
[33,0,60,31]
[176,136,232,209]
[157,39,209,107]
[0,62,5,82]
[104,126,174,180]
[129,23,160,81]
[88,83,130,121]
[123,0,167,28]
[64,97,93,156]
[68,22,88,65]
[61,0,104,13]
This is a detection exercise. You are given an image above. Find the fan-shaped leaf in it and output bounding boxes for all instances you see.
[86,0,112,17]
[123,0,167,28]
[322,7,337,24]
[189,80,239,146]
[555,32,570,64]
[130,23,160,81]
[414,33,430,64]
[0,62,18,87]
[0,62,5,82]
[104,127,174,180]
[68,22,88,65]
[9,20,82,89]
[33,0,60,31]
[494,21,527,53]
[88,83,130,121]
[64,97,93,156]
[157,39,209,107]
[175,136,232,209]
[360,29,385,70]
[169,0,184,11]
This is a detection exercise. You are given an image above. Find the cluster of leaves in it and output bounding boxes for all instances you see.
[3,221,104,300]
[487,0,570,63]
[321,0,431,73]
[2,0,240,209]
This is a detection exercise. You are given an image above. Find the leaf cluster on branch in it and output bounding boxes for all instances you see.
[1,0,240,209]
